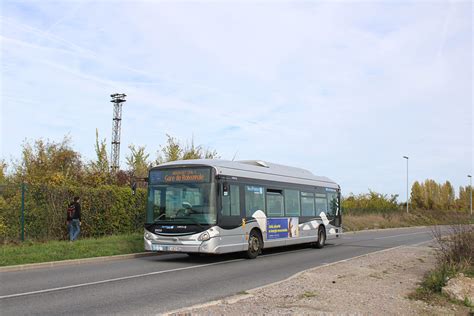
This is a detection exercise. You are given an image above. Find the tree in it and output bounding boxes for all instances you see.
[182,138,204,160]
[91,129,110,173]
[439,181,455,210]
[155,134,219,165]
[84,129,111,186]
[155,134,182,165]
[13,137,83,185]
[457,185,472,211]
[182,137,218,160]
[424,179,441,210]
[0,160,6,183]
[126,145,150,178]
[410,181,424,209]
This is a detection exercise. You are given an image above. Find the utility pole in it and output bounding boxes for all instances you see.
[403,156,409,213]
[110,93,126,173]
[468,175,472,216]
[21,183,25,241]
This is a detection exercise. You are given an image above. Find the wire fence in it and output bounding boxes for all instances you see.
[0,183,146,242]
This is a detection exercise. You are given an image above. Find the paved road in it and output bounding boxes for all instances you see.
[0,226,438,315]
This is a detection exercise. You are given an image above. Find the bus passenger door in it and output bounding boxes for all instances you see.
[219,182,246,250]
[327,190,342,228]
[335,191,342,227]
[219,182,243,229]
[327,191,339,227]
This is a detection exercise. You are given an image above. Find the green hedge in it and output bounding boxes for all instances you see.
[0,184,146,242]
[342,191,400,215]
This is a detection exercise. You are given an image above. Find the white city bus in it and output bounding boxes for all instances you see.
[144,159,341,259]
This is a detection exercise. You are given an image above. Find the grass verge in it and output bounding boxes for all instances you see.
[0,233,144,267]
[408,225,473,312]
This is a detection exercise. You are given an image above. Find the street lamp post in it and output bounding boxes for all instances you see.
[403,156,409,213]
[468,175,472,216]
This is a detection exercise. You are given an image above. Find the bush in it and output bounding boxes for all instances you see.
[342,190,399,215]
[0,184,146,242]
[421,262,458,293]
[433,224,474,275]
[409,224,473,306]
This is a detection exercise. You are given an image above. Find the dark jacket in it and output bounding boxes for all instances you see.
[67,202,81,222]
[73,202,81,221]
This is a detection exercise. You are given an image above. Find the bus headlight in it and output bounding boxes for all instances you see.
[144,232,153,240]
[198,232,210,241]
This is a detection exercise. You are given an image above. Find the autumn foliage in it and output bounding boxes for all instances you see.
[0,134,218,242]
[411,180,471,211]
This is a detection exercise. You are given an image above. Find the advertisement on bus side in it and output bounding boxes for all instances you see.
[267,217,299,239]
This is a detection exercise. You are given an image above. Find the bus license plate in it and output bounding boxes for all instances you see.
[152,245,179,251]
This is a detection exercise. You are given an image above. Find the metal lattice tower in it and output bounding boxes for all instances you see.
[110,93,126,173]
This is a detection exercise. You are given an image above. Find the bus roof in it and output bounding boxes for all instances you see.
[151,159,339,189]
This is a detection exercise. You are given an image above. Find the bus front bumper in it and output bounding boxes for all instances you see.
[144,237,220,254]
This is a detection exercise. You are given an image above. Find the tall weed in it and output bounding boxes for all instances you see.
[432,224,474,275]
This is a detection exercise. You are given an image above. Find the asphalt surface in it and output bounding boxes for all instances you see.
[0,226,438,315]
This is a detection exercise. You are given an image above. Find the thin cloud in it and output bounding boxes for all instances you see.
[1,1,471,199]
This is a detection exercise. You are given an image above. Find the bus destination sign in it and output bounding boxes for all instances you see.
[150,168,211,184]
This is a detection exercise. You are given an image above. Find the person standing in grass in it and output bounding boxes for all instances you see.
[66,196,82,241]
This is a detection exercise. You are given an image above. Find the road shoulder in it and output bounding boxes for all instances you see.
[166,245,468,315]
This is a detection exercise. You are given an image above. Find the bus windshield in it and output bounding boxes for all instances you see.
[146,182,216,225]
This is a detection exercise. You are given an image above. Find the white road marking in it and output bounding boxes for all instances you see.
[0,258,245,300]
[374,231,430,240]
[407,239,435,247]
[260,248,314,258]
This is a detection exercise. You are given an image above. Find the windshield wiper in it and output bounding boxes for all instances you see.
[153,213,166,223]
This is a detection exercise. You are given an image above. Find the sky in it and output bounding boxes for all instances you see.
[1,0,472,201]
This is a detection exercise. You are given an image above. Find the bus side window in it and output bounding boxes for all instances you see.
[245,185,265,217]
[301,192,315,216]
[222,184,240,216]
[284,189,300,216]
[315,193,327,216]
[266,189,284,217]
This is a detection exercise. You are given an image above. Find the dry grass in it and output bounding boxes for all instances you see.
[432,224,474,276]
[343,210,473,232]
[343,213,408,231]
[409,224,473,310]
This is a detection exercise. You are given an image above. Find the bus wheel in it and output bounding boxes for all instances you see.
[245,230,262,259]
[315,226,326,249]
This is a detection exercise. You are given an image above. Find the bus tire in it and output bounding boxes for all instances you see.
[315,226,326,249]
[245,230,262,259]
